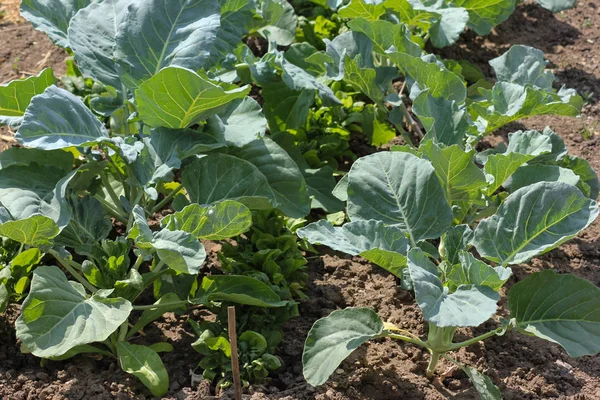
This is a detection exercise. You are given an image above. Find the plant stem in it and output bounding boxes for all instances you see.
[131,299,190,311]
[150,183,184,214]
[94,194,128,224]
[118,321,128,342]
[101,173,124,213]
[132,255,144,271]
[448,327,506,351]
[386,333,428,348]
[426,352,441,378]
[51,251,98,294]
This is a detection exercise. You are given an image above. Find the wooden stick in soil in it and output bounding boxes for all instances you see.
[228,306,243,400]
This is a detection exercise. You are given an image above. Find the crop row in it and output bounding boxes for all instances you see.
[0,0,598,398]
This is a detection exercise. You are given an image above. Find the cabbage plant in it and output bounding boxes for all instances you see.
[298,130,600,398]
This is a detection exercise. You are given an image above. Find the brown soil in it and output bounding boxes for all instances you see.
[1,1,600,399]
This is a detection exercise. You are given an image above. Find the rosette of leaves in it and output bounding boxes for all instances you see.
[190,320,282,389]
[297,132,600,399]
[191,208,307,386]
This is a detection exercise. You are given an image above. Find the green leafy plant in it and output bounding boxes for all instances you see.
[192,208,308,388]
[297,130,600,398]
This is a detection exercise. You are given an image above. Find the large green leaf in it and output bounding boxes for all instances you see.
[68,0,128,93]
[454,0,516,35]
[55,196,112,255]
[20,0,91,47]
[151,229,206,275]
[561,156,600,199]
[508,270,600,357]
[0,69,56,127]
[16,266,132,358]
[182,154,276,209]
[346,152,453,243]
[297,220,409,277]
[130,206,206,274]
[412,92,472,146]
[420,141,487,205]
[483,152,536,195]
[161,201,252,240]
[489,45,554,89]
[339,0,386,20]
[387,53,466,103]
[0,164,76,229]
[343,56,385,105]
[136,67,250,128]
[0,215,59,246]
[472,182,599,266]
[470,82,582,134]
[114,0,221,88]
[447,251,511,291]
[506,164,588,196]
[258,0,297,46]
[303,307,383,386]
[149,127,226,169]
[407,249,499,327]
[347,18,421,56]
[16,86,108,150]
[116,342,169,397]
[0,147,73,172]
[236,138,310,218]
[440,224,473,265]
[205,97,267,147]
[194,275,289,307]
[414,3,469,48]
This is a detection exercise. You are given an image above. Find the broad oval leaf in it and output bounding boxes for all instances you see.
[116,342,169,397]
[508,270,600,357]
[152,229,206,275]
[447,251,512,292]
[297,220,409,277]
[455,0,516,35]
[0,215,59,246]
[386,52,466,103]
[407,249,499,327]
[236,138,310,218]
[20,0,92,47]
[115,0,221,88]
[16,86,108,150]
[160,201,252,240]
[182,154,276,209]
[303,307,383,386]
[68,0,129,92]
[506,164,588,196]
[0,68,56,127]
[472,182,599,266]
[0,164,76,229]
[0,147,73,172]
[258,0,297,46]
[205,97,267,147]
[194,275,289,307]
[16,266,132,358]
[346,152,453,243]
[136,67,250,128]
